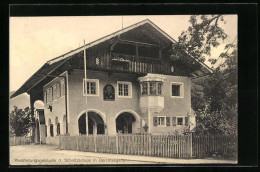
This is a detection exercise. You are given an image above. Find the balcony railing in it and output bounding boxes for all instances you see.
[110,53,188,76]
[77,52,188,76]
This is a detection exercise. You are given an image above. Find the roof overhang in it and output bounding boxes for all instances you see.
[10,19,213,98]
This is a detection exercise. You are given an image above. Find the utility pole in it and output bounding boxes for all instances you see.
[83,40,88,135]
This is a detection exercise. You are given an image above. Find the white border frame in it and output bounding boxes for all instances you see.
[117,81,132,98]
[83,79,100,97]
[170,82,184,98]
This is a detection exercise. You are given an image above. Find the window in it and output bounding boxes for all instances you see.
[177,117,184,126]
[153,116,170,126]
[60,80,65,96]
[172,85,180,96]
[57,123,60,135]
[140,81,163,96]
[83,79,99,96]
[56,82,61,98]
[149,82,157,95]
[157,82,162,95]
[117,81,132,98]
[171,82,184,98]
[50,124,53,137]
[50,87,53,101]
[53,84,57,99]
[46,89,50,103]
[141,82,148,95]
[172,116,186,126]
[158,116,166,126]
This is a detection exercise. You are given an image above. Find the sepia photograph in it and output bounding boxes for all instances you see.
[9,14,238,165]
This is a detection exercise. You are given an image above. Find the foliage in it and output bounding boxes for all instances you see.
[192,47,237,135]
[176,15,227,63]
[10,106,33,136]
[174,15,238,135]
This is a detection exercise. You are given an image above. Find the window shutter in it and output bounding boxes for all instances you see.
[153,117,158,126]
[166,117,170,126]
[185,117,189,126]
[172,117,176,126]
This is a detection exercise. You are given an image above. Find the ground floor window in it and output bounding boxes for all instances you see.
[45,125,47,137]
[153,116,170,126]
[57,123,60,135]
[50,124,53,137]
[172,116,189,126]
[177,117,183,126]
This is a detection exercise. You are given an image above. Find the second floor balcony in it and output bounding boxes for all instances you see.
[110,52,189,76]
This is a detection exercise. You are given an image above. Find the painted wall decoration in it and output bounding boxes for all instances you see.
[103,84,115,101]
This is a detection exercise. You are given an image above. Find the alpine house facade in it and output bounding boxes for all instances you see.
[10,19,213,145]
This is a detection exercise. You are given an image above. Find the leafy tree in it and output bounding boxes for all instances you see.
[9,106,33,136]
[172,15,237,135]
[192,46,237,135]
[177,15,227,63]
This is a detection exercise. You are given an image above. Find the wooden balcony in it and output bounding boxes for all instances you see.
[71,52,189,77]
[110,53,188,76]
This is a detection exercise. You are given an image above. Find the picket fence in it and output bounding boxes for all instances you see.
[59,133,237,159]
[10,136,32,146]
[192,134,237,158]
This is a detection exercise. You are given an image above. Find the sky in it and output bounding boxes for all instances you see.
[9,15,237,92]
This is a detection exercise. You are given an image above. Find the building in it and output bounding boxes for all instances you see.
[10,19,213,145]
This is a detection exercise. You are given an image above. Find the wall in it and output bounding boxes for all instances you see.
[42,69,192,136]
[43,72,67,138]
[67,69,143,136]
[46,136,60,146]
[148,75,191,134]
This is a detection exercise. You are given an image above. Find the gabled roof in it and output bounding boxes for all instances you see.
[11,19,213,99]
[47,19,176,65]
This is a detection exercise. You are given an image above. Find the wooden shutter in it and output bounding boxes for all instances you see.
[166,117,170,126]
[185,117,189,126]
[153,117,158,126]
[172,117,176,126]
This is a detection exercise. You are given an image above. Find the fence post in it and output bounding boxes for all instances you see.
[190,133,193,158]
[116,134,119,154]
[14,136,16,146]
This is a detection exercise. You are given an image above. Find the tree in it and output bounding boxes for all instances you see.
[177,15,227,63]
[192,46,237,135]
[9,106,33,136]
[172,15,237,135]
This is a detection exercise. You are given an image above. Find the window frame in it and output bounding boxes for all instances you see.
[157,116,166,127]
[117,81,132,98]
[176,116,185,126]
[83,79,99,97]
[140,81,163,96]
[170,82,184,98]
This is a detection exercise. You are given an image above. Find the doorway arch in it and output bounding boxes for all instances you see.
[115,110,140,134]
[78,110,106,135]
